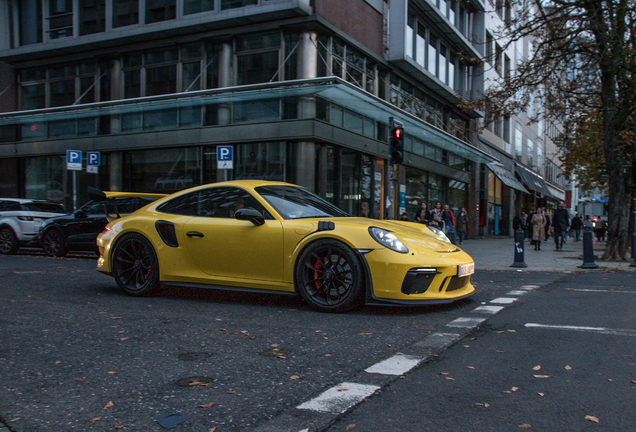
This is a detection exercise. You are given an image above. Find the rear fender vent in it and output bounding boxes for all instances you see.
[156,220,178,247]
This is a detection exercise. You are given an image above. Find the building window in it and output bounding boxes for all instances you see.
[503,116,511,151]
[527,138,534,166]
[184,0,215,14]
[18,0,43,45]
[79,0,105,36]
[221,0,258,10]
[113,0,139,28]
[428,36,438,77]
[146,0,176,24]
[537,141,544,170]
[236,33,281,85]
[47,0,73,39]
[515,124,523,161]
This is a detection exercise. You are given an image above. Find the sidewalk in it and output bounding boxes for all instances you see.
[458,236,636,272]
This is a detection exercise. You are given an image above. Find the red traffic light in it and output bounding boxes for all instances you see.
[391,127,403,139]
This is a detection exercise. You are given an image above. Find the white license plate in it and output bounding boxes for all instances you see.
[457,262,475,277]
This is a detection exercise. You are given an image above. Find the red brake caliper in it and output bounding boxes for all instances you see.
[314,260,323,292]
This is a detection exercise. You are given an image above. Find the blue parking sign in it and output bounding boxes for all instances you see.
[67,150,82,171]
[217,146,233,169]
[87,152,101,166]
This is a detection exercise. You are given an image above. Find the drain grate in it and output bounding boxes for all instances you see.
[178,352,212,361]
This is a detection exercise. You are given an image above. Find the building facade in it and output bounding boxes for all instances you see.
[2,0,554,239]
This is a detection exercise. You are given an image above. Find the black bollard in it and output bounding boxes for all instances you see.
[581,228,598,269]
[510,227,527,268]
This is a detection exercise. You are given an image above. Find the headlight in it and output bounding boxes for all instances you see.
[369,227,409,253]
[427,225,451,243]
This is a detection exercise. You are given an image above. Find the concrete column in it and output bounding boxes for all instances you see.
[295,32,319,191]
[218,42,233,125]
[109,59,123,134]
[317,144,328,198]
[109,152,123,191]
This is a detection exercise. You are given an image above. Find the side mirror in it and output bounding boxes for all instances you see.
[234,208,265,226]
[75,210,87,219]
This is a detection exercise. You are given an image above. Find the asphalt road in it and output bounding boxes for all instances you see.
[0,252,621,432]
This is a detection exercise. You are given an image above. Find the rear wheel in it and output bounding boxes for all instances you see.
[42,229,68,257]
[112,233,160,296]
[0,227,19,255]
[295,239,365,312]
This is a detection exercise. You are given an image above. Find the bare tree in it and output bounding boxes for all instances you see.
[467,0,636,260]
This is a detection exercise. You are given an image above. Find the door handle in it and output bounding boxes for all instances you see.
[186,232,204,238]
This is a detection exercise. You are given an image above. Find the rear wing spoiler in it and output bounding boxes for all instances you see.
[88,187,167,222]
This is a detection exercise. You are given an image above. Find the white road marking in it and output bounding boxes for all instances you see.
[525,323,636,337]
[297,382,380,414]
[13,271,43,274]
[472,305,504,314]
[491,297,518,304]
[520,285,540,290]
[507,290,527,295]
[365,354,423,376]
[447,317,486,328]
[411,333,460,350]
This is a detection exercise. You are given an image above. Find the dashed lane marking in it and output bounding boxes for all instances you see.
[507,290,528,295]
[447,317,486,328]
[520,285,540,290]
[297,382,380,414]
[365,354,423,376]
[566,289,636,294]
[472,305,504,314]
[490,297,518,304]
[525,323,636,337]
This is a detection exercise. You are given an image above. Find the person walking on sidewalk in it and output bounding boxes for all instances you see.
[531,207,547,250]
[414,202,431,225]
[553,200,570,251]
[442,204,455,235]
[571,213,582,242]
[583,215,593,232]
[456,207,468,245]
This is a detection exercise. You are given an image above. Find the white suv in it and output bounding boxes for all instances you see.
[0,199,67,255]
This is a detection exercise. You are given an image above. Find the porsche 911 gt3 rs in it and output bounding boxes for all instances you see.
[95,180,475,312]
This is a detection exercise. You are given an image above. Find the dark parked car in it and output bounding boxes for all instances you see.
[39,191,165,257]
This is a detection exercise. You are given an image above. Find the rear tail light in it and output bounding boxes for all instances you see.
[101,226,111,234]
[18,216,34,221]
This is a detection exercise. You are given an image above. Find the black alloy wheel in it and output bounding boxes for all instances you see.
[0,227,19,255]
[295,239,365,312]
[42,229,68,257]
[112,233,160,296]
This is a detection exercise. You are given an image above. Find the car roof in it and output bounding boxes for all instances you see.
[180,180,298,192]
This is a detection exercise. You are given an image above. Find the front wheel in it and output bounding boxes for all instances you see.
[295,239,365,312]
[42,229,68,257]
[0,227,19,255]
[112,233,160,296]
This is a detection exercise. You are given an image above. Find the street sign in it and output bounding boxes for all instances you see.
[217,145,233,169]
[87,152,101,166]
[67,150,82,171]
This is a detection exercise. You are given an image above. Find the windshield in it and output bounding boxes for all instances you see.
[256,186,349,220]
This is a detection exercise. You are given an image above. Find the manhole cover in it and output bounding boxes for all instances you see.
[174,376,214,387]
[178,352,211,361]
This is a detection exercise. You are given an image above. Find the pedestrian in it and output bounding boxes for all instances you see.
[431,201,444,230]
[456,207,468,245]
[583,215,593,232]
[597,217,607,241]
[531,207,546,250]
[553,200,570,251]
[442,204,455,234]
[400,212,409,221]
[414,202,431,225]
[543,210,551,243]
[571,213,582,242]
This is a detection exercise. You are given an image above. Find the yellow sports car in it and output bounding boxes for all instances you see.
[95,180,475,312]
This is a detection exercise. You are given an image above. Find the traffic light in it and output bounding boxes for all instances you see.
[389,118,404,164]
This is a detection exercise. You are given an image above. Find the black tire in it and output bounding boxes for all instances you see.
[0,227,19,255]
[42,229,68,257]
[295,239,365,312]
[112,233,160,296]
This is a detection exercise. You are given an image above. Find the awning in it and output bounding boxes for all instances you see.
[515,163,552,197]
[487,162,529,194]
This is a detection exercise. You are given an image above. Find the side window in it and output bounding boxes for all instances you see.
[83,202,105,215]
[0,201,6,211]
[157,187,268,218]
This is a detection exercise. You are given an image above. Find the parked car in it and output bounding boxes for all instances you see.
[39,191,166,257]
[95,180,476,312]
[0,199,67,255]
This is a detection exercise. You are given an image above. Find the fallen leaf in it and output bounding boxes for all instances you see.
[622,355,634,359]
[518,424,531,429]
[325,354,332,357]
[496,350,506,353]
[338,387,349,392]
[533,375,553,379]
[508,330,516,333]
[467,366,475,370]
[512,387,519,392]
[271,344,279,347]
[631,380,636,384]
[188,380,210,387]
[298,429,309,432]
[103,401,114,410]
[290,375,300,380]
[445,377,455,380]
[107,371,117,375]
[119,337,129,341]
[199,402,215,408]
[226,391,237,394]
[565,365,572,370]
[111,317,121,319]
[359,333,373,336]
[208,428,217,432]
[74,378,85,381]
[537,393,545,397]
[585,415,599,423]
[90,417,101,423]
[115,426,125,429]
[346,425,356,430]
[532,365,541,371]
[440,372,450,376]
